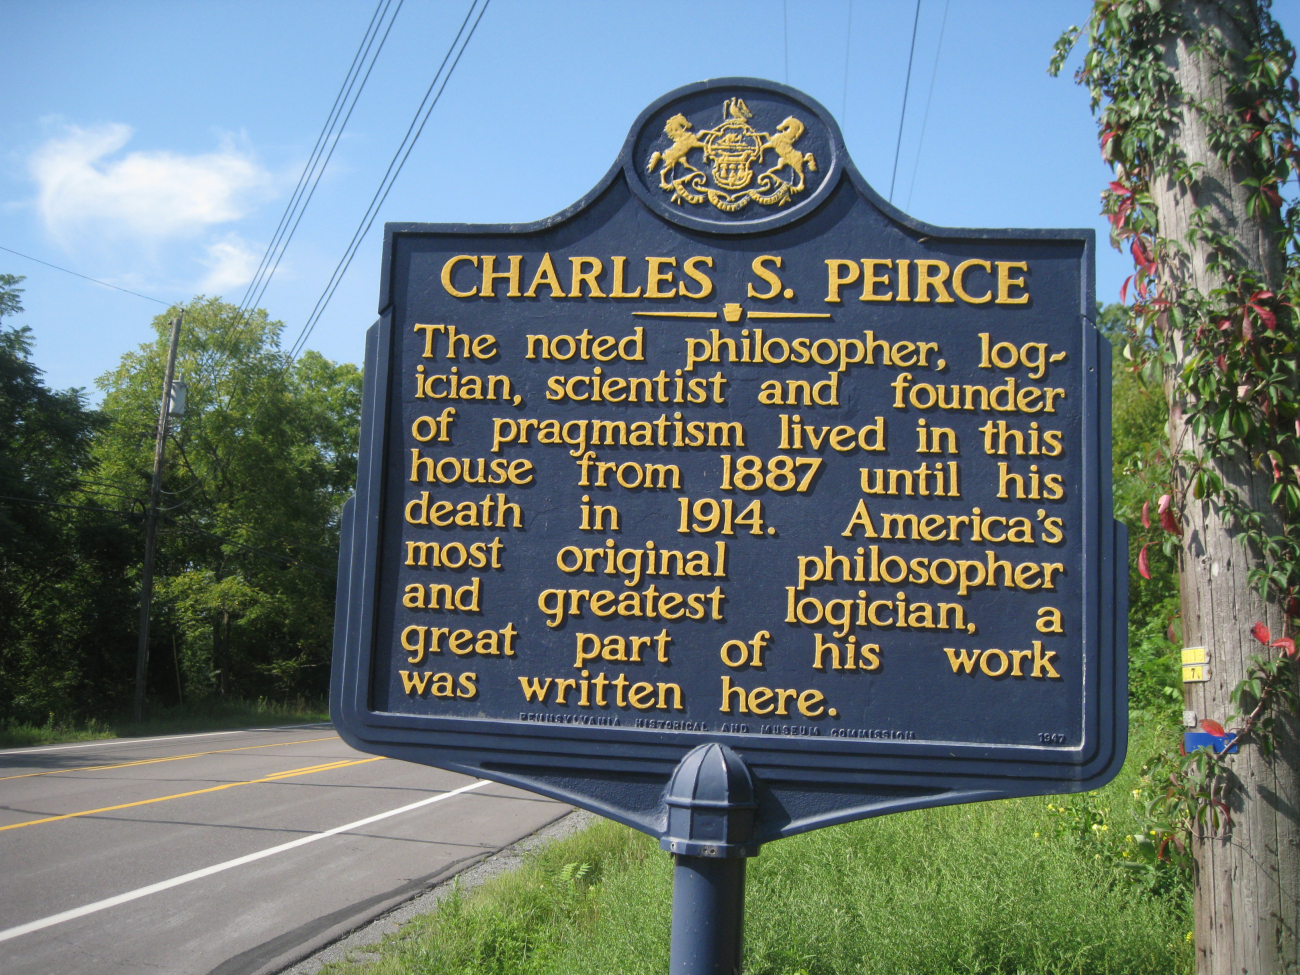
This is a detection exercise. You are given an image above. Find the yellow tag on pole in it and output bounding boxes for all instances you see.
[1181,646,1208,665]
[1182,664,1209,683]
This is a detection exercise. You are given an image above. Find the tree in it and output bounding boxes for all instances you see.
[0,274,24,322]
[1056,3,1300,970]
[92,297,361,703]
[0,277,139,724]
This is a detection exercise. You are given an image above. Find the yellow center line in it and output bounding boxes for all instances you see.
[0,757,384,832]
[0,736,342,782]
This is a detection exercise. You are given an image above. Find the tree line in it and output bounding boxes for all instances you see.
[0,276,360,724]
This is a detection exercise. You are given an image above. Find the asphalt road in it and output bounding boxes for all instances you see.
[0,724,570,975]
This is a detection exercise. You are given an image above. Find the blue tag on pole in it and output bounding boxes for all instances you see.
[1183,731,1239,754]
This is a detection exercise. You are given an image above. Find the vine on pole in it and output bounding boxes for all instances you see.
[1052,0,1299,858]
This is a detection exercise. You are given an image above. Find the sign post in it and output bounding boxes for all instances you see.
[331,79,1126,972]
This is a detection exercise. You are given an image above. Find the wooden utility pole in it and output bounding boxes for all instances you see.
[133,314,182,723]
[1152,3,1299,970]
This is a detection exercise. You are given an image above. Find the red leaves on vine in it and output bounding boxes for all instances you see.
[1201,718,1227,736]
[1105,179,1133,230]
[1233,293,1273,342]
[1134,496,1180,579]
[1252,622,1297,657]
[1158,494,1182,535]
[1131,236,1155,272]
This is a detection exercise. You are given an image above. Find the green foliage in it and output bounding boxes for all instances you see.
[0,286,360,724]
[90,297,361,704]
[0,273,24,322]
[330,728,1191,975]
[0,322,139,723]
[1101,302,1182,716]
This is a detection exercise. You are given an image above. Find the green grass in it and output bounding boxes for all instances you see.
[0,696,330,748]
[328,713,1191,975]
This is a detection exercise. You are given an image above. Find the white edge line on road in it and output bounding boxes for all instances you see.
[0,724,334,757]
[0,778,490,944]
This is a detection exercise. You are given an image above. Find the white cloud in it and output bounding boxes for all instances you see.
[29,123,271,242]
[200,234,260,292]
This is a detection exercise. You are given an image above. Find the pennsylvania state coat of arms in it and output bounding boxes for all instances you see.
[645,98,817,213]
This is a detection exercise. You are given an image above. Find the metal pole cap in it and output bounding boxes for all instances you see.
[660,743,758,858]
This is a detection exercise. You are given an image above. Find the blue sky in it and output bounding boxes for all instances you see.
[4,0,1298,397]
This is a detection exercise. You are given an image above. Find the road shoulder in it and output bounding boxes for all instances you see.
[271,807,593,975]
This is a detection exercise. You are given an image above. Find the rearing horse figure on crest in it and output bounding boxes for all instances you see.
[646,114,706,203]
[761,116,817,193]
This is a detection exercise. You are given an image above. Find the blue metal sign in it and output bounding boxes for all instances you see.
[331,78,1126,844]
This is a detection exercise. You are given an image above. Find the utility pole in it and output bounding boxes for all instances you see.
[134,314,182,723]
[1145,4,1297,970]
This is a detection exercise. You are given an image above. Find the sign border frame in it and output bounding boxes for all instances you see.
[331,77,1127,842]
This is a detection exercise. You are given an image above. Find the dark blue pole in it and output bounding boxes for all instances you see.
[670,855,746,975]
[660,743,757,975]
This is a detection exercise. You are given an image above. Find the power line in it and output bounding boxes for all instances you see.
[287,0,490,361]
[888,0,923,204]
[840,0,853,124]
[145,2,403,501]
[224,0,488,449]
[0,493,131,517]
[905,0,950,212]
[199,0,402,431]
[783,0,789,83]
[0,245,171,306]
[104,0,484,521]
[234,0,404,325]
[234,0,390,318]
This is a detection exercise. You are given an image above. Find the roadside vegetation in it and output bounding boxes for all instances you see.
[324,716,1190,975]
[325,309,1192,973]
[0,279,358,734]
[0,696,328,749]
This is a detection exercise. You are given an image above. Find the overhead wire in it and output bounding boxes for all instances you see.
[197,0,402,431]
[0,473,142,508]
[888,0,923,203]
[217,0,488,452]
[105,3,404,537]
[0,245,171,306]
[287,0,491,361]
[840,0,853,124]
[5,1,483,586]
[233,0,390,319]
[233,0,404,327]
[783,0,789,83]
[905,0,950,212]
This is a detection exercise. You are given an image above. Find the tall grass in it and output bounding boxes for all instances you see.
[332,714,1191,975]
[0,696,329,748]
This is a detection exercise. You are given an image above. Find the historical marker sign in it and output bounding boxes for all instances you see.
[331,78,1126,843]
